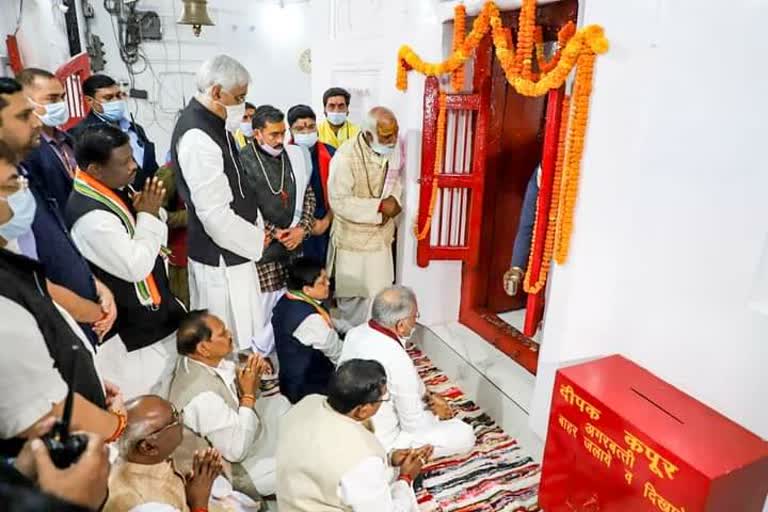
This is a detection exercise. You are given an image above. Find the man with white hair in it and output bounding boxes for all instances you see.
[171,55,268,354]
[327,107,403,332]
[338,286,476,458]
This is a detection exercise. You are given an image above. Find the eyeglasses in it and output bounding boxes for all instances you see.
[145,405,184,438]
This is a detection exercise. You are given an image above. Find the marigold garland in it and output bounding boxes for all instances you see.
[413,92,448,241]
[400,0,608,272]
[524,96,569,294]
[555,53,595,264]
[450,4,467,92]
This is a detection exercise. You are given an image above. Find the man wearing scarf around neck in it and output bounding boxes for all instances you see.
[67,125,185,400]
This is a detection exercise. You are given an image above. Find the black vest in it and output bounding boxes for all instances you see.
[171,98,260,266]
[66,190,184,352]
[272,296,335,404]
[0,249,106,455]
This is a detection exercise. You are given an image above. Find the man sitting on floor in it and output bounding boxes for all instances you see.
[339,286,475,458]
[272,258,342,404]
[167,310,290,501]
[104,395,260,511]
[67,125,185,399]
[277,359,432,512]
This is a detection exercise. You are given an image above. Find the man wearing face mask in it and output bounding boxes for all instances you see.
[239,105,315,355]
[171,55,267,354]
[234,102,256,150]
[318,87,360,149]
[16,68,117,348]
[70,74,158,189]
[327,107,404,333]
[338,286,476,459]
[287,104,336,264]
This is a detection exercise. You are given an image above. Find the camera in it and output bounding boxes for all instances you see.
[41,346,89,468]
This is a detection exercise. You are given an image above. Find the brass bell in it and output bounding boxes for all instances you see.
[177,0,214,37]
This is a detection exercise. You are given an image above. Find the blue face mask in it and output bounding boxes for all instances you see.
[34,100,70,127]
[0,188,37,242]
[294,132,318,148]
[99,99,127,122]
[371,141,395,157]
[239,122,254,138]
[326,112,347,126]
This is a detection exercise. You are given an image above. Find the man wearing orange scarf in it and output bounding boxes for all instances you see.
[67,125,185,399]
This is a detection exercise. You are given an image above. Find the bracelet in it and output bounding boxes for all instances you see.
[105,411,127,443]
[397,474,413,486]
[191,509,208,512]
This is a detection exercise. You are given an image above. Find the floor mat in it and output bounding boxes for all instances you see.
[408,347,542,512]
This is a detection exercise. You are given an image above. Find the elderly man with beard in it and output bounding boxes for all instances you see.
[327,107,403,332]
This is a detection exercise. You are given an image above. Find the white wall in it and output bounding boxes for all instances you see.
[531,0,768,449]
[0,0,71,75]
[87,0,312,158]
[310,0,463,326]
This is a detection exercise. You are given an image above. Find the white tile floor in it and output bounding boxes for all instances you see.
[416,322,544,462]
[496,309,543,344]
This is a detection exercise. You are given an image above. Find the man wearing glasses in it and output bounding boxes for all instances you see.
[105,394,258,511]
[339,286,476,459]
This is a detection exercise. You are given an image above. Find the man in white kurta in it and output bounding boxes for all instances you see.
[171,55,268,353]
[338,286,476,458]
[327,107,403,333]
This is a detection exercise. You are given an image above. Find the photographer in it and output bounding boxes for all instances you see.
[2,418,110,511]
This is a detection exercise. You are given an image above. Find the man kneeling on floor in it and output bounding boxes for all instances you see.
[104,395,261,511]
[167,310,290,501]
[272,258,343,404]
[339,286,475,458]
[277,359,432,511]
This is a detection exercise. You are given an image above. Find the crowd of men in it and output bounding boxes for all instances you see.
[0,54,475,511]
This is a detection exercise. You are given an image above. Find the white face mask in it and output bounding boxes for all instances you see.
[221,102,246,133]
[32,100,70,127]
[212,88,246,133]
[326,112,347,126]
[293,132,318,148]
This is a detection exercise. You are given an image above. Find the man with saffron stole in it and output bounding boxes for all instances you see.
[327,106,403,333]
[272,258,342,404]
[239,105,314,357]
[67,125,185,399]
[287,104,336,264]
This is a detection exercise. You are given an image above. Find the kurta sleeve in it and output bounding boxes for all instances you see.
[182,391,262,463]
[328,152,383,225]
[71,210,167,283]
[292,313,343,364]
[339,456,418,512]
[389,357,437,434]
[177,129,264,261]
[299,185,317,235]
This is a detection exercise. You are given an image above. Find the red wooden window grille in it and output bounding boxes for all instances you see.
[416,74,491,267]
[55,52,92,132]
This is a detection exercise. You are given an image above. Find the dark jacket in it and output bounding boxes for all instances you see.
[69,112,158,189]
[21,131,75,209]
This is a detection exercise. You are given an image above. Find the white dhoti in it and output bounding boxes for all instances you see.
[241,391,291,496]
[188,257,265,352]
[328,245,394,332]
[390,415,476,459]
[94,333,178,400]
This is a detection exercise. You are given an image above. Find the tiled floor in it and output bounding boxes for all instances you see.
[417,322,545,462]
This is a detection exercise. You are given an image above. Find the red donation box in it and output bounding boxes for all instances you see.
[539,355,768,511]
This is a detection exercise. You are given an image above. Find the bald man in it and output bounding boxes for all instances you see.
[104,395,256,512]
[327,107,404,332]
